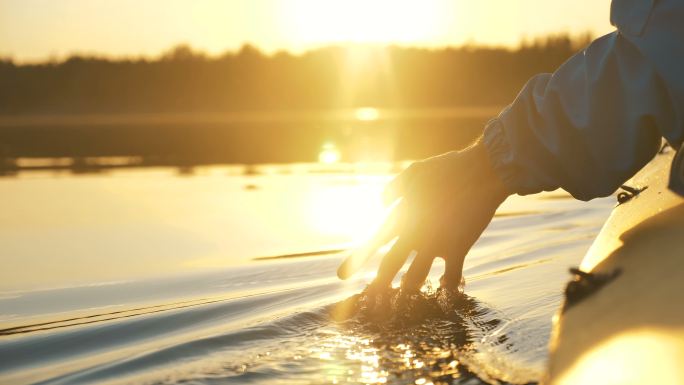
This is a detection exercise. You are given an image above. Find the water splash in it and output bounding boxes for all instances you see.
[324,283,539,385]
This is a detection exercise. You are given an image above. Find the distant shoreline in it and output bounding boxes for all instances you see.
[0,107,492,175]
[0,106,502,126]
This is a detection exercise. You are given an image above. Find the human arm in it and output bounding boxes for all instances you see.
[338,0,684,290]
[484,0,683,200]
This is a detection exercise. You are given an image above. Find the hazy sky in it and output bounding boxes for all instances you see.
[0,0,614,62]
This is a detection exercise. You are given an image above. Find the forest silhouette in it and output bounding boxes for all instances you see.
[0,34,591,172]
[0,34,590,114]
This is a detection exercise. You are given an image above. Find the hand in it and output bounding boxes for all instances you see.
[337,139,511,291]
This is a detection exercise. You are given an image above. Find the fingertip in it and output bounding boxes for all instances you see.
[336,254,356,280]
[370,272,394,289]
[336,266,350,280]
[442,253,467,290]
[401,254,434,291]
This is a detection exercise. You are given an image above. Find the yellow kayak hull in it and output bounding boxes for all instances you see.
[547,150,684,385]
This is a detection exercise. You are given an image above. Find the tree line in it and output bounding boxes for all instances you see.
[0,34,592,115]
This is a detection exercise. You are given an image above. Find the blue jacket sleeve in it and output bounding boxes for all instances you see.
[483,0,684,201]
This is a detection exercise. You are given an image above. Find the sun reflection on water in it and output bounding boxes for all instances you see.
[319,143,342,164]
[309,322,467,385]
[355,107,380,122]
[313,332,388,384]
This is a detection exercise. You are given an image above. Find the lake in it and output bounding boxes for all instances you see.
[0,164,614,384]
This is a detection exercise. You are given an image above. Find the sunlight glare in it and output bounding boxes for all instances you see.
[558,328,684,384]
[282,0,444,46]
[318,143,342,164]
[355,107,380,122]
[363,270,378,281]
[308,180,388,243]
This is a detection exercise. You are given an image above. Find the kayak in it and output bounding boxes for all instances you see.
[546,148,684,384]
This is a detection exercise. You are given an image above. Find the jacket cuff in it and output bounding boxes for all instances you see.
[482,117,539,196]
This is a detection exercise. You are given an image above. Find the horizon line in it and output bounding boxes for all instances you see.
[1,31,598,66]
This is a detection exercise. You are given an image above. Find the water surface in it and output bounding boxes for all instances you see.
[0,166,614,384]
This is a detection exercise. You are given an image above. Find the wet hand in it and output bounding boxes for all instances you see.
[337,139,511,291]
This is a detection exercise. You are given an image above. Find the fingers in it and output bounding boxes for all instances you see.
[371,235,415,288]
[382,162,421,205]
[337,201,405,280]
[442,253,466,290]
[439,197,497,289]
[373,200,441,290]
[402,252,435,291]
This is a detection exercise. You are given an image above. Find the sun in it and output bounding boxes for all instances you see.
[280,0,445,47]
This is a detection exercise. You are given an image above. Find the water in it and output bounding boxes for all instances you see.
[0,165,614,384]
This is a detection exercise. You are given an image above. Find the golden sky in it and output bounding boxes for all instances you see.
[0,0,614,63]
